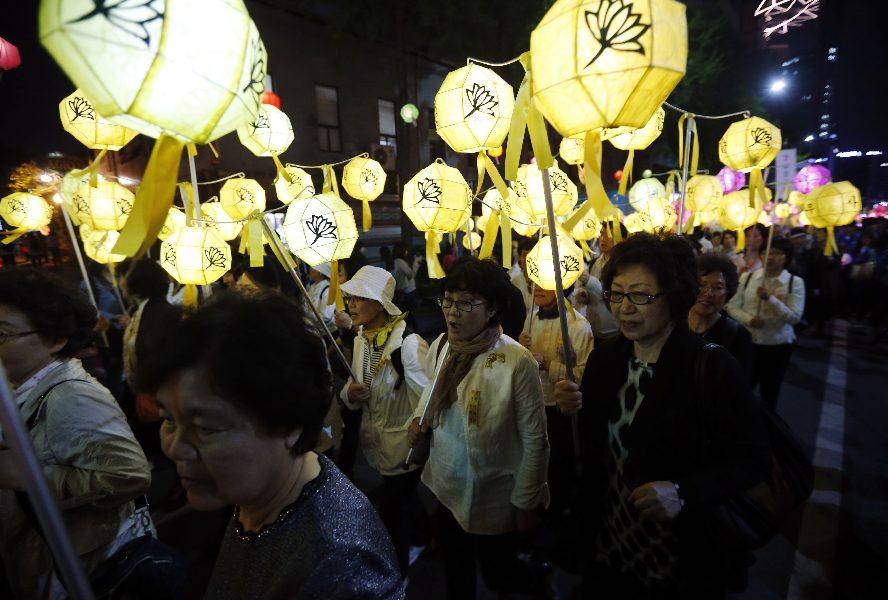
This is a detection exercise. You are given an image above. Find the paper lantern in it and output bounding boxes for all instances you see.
[275,166,316,205]
[804,181,861,241]
[157,206,187,241]
[201,202,243,241]
[718,117,781,173]
[559,135,586,165]
[435,64,514,153]
[0,36,22,71]
[635,195,677,232]
[717,187,772,246]
[685,175,723,213]
[282,192,358,266]
[463,232,482,250]
[402,159,472,233]
[774,203,791,220]
[237,104,294,157]
[624,212,645,233]
[717,166,746,193]
[81,228,126,264]
[606,106,665,151]
[1,193,54,230]
[793,164,830,194]
[565,205,601,240]
[40,0,267,144]
[525,234,584,291]
[60,89,139,151]
[73,181,134,231]
[160,226,232,285]
[400,103,419,123]
[530,0,687,137]
[219,178,266,220]
[342,156,387,202]
[260,89,281,109]
[788,190,806,207]
[627,177,666,212]
[513,163,577,221]
[59,170,92,225]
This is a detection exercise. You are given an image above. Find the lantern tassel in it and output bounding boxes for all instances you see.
[824,226,838,257]
[183,284,198,310]
[272,153,292,184]
[425,232,446,279]
[736,227,745,252]
[113,133,184,257]
[479,209,500,260]
[476,151,513,268]
[580,239,592,262]
[322,164,340,197]
[617,150,634,197]
[499,209,512,270]
[748,168,765,209]
[243,211,265,267]
[362,199,372,232]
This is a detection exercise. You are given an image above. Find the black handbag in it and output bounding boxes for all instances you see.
[695,343,814,550]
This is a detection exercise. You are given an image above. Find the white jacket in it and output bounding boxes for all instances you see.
[727,269,805,345]
[414,333,549,535]
[523,305,594,406]
[341,321,429,475]
[305,279,335,331]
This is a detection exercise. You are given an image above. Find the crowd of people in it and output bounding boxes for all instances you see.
[0,217,882,599]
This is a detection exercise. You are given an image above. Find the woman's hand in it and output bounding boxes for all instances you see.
[629,481,682,522]
[347,383,370,403]
[756,286,771,301]
[749,316,765,329]
[518,331,533,349]
[334,310,353,330]
[532,352,548,371]
[554,380,582,415]
[408,417,429,448]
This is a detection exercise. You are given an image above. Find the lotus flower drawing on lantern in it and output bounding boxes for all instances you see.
[584,0,652,67]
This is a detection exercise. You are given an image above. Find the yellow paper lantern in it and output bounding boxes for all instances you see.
[684,174,723,213]
[434,64,514,153]
[160,226,232,285]
[635,195,677,232]
[157,206,187,241]
[59,170,92,225]
[1,193,54,231]
[482,187,516,220]
[624,212,645,233]
[81,227,126,264]
[201,201,244,241]
[510,204,543,238]
[628,177,666,212]
[565,205,601,240]
[342,156,387,202]
[275,166,316,205]
[60,89,138,150]
[40,0,267,144]
[237,104,294,157]
[526,234,584,291]
[463,232,482,250]
[282,192,358,266]
[774,203,791,220]
[788,190,806,207]
[804,181,861,252]
[717,187,772,245]
[513,162,577,221]
[693,210,716,227]
[559,135,586,166]
[403,159,472,233]
[718,117,782,172]
[606,106,665,151]
[73,181,134,231]
[530,0,687,136]
[220,178,266,220]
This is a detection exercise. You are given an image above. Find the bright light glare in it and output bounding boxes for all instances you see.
[118,176,136,185]
[40,173,53,183]
[52,193,63,204]
[804,135,815,142]
[770,79,787,93]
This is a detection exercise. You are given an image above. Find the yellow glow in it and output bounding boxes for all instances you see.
[60,89,138,150]
[635,195,677,232]
[803,181,861,227]
[237,104,294,157]
[342,156,387,202]
[403,159,472,233]
[685,175,723,213]
[718,116,782,172]
[160,226,232,285]
[463,232,482,250]
[788,190,806,207]
[775,203,791,219]
[73,181,134,231]
[0,193,54,230]
[435,64,514,153]
[157,206,187,241]
[607,106,665,150]
[81,227,126,264]
[201,202,244,241]
[282,192,358,266]
[559,135,586,165]
[513,162,577,221]
[530,0,687,136]
[526,234,585,290]
[275,166,316,205]
[628,177,666,212]
[220,178,266,220]
[717,187,772,231]
[565,204,601,240]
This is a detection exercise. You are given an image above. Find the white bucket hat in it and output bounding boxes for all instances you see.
[311,262,331,278]
[340,266,401,316]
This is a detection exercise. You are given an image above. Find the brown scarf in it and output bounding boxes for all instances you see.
[428,325,501,428]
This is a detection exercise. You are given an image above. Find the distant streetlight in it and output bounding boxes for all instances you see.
[769,79,787,94]
[400,103,419,124]
[804,135,815,142]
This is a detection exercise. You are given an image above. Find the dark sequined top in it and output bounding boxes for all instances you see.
[205,453,404,600]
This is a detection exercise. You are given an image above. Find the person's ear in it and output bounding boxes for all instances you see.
[284,426,303,452]
[47,336,68,355]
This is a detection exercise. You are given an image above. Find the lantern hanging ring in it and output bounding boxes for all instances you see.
[197,171,247,185]
[466,55,523,68]
[663,102,751,121]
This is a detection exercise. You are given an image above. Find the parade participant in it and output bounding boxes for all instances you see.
[519,285,593,516]
[390,242,420,313]
[0,268,155,599]
[510,236,536,312]
[305,262,336,331]
[408,256,549,600]
[554,233,770,598]
[689,255,752,377]
[340,266,429,575]
[727,237,806,410]
[738,223,767,275]
[149,292,403,600]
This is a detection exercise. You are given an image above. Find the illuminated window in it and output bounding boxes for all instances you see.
[315,84,341,153]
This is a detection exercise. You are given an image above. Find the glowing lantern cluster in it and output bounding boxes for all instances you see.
[402,159,472,233]
[60,90,138,150]
[81,228,126,264]
[635,196,677,232]
[435,63,514,153]
[282,192,358,266]
[237,104,294,157]
[513,163,577,221]
[803,181,862,254]
[157,206,187,241]
[559,135,586,165]
[627,177,666,212]
[793,164,830,194]
[684,175,723,214]
[201,202,243,241]
[529,0,688,137]
[275,166,316,205]
[59,170,91,225]
[717,166,746,194]
[525,234,584,291]
[40,0,268,144]
[73,181,134,231]
[160,226,232,285]
[1,193,54,231]
[718,117,781,173]
[220,178,266,220]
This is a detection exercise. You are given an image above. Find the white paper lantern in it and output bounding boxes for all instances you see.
[160,226,232,285]
[435,63,515,153]
[282,192,358,266]
[513,162,577,221]
[402,159,472,233]
[237,104,294,157]
[525,234,584,291]
[275,166,316,205]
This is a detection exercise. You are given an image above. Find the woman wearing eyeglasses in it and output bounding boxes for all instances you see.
[554,233,769,599]
[408,256,549,600]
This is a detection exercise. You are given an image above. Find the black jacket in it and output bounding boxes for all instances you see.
[702,313,753,381]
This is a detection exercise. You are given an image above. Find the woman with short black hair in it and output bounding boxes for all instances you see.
[147,291,402,599]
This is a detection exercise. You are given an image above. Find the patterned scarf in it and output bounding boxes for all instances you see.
[428,324,501,428]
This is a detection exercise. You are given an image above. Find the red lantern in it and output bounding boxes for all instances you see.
[0,36,22,72]
[614,169,623,181]
[260,90,281,109]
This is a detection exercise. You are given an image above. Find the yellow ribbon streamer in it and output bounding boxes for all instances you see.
[272,154,292,184]
[677,113,699,177]
[580,239,592,261]
[183,284,198,310]
[505,52,553,181]
[322,164,341,197]
[563,130,615,237]
[87,148,109,187]
[426,232,445,279]
[2,229,29,245]
[824,226,838,257]
[736,227,745,252]
[113,134,184,257]
[239,211,265,267]
[499,209,512,270]
[748,168,765,209]
[328,259,345,310]
[362,199,372,232]
[476,151,513,267]
[208,142,220,159]
[617,149,634,197]
[479,209,500,260]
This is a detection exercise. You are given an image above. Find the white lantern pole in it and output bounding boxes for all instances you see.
[0,362,95,600]
[677,114,695,235]
[540,169,581,457]
[259,218,358,382]
[526,224,543,336]
[60,204,109,347]
[404,344,450,468]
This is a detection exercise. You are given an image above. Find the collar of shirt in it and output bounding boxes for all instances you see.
[14,360,64,407]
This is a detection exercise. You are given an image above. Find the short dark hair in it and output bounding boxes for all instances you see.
[124,259,170,299]
[0,268,97,357]
[697,254,740,299]
[745,223,768,241]
[516,235,536,255]
[144,291,332,454]
[768,236,793,264]
[601,232,698,321]
[444,256,512,326]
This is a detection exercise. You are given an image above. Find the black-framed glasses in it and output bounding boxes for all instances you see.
[343,296,371,305]
[602,290,663,305]
[697,285,727,296]
[438,297,486,313]
[0,330,39,345]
